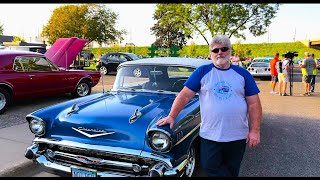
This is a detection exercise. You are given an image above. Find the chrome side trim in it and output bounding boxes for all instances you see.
[32,138,173,167]
[173,123,200,147]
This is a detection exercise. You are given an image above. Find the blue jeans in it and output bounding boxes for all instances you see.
[310,75,316,92]
[200,137,246,177]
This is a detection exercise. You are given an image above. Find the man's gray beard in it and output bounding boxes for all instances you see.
[215,58,229,65]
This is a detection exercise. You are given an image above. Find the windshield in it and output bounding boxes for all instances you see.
[112,65,195,93]
[251,63,270,67]
[127,53,140,60]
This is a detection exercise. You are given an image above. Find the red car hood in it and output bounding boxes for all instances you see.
[45,37,88,68]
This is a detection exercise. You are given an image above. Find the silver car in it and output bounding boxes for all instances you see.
[247,62,271,80]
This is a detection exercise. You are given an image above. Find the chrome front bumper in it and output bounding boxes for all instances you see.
[25,138,188,177]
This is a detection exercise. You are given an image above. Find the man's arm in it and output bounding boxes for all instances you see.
[245,94,262,148]
[156,87,196,129]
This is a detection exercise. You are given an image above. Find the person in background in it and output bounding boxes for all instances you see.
[277,55,294,96]
[270,52,280,94]
[230,53,240,66]
[310,53,318,93]
[156,35,262,177]
[299,52,316,96]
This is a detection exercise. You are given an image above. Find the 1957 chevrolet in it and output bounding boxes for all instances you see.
[24,57,211,177]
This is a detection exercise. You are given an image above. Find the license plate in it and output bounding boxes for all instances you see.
[71,166,97,177]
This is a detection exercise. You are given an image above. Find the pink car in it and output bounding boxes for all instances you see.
[0,37,101,114]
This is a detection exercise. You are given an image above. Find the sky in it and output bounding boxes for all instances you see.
[0,3,319,46]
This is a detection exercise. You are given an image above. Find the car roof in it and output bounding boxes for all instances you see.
[105,52,136,55]
[119,57,212,68]
[0,50,43,56]
[250,62,270,64]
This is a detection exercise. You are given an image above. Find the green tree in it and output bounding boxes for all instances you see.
[41,4,126,45]
[154,3,280,45]
[188,41,197,57]
[151,15,191,49]
[0,21,3,35]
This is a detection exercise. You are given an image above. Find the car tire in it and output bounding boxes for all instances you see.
[100,66,109,75]
[184,145,197,177]
[72,80,92,98]
[0,88,10,115]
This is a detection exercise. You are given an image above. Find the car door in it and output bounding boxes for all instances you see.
[106,53,120,72]
[19,56,67,96]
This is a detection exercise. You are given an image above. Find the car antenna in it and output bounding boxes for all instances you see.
[65,50,67,70]
[101,71,105,93]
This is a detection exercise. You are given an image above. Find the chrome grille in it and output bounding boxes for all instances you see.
[41,143,159,176]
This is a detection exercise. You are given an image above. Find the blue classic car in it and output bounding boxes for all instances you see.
[24,57,212,177]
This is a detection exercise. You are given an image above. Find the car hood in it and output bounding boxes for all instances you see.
[45,37,88,68]
[44,92,175,150]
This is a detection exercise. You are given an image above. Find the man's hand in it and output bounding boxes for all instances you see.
[156,115,175,129]
[246,131,260,148]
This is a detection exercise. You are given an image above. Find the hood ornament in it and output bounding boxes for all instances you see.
[65,104,79,117]
[72,127,115,138]
[129,109,142,124]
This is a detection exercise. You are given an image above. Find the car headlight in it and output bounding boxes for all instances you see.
[29,118,46,136]
[149,131,171,152]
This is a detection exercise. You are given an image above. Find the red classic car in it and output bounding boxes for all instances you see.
[0,38,101,114]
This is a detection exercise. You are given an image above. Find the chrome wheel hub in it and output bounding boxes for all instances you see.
[100,66,108,75]
[77,83,89,96]
[185,147,195,177]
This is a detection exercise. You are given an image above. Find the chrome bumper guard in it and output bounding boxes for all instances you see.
[25,141,188,177]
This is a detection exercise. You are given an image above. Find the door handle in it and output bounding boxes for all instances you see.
[29,75,35,79]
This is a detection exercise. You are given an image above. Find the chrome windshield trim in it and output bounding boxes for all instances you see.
[32,138,173,167]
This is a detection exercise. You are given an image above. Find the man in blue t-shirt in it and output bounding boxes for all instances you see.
[156,35,262,177]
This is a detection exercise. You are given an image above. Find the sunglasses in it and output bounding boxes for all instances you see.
[211,47,229,53]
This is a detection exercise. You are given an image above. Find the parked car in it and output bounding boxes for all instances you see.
[246,62,271,80]
[24,57,212,177]
[96,52,141,75]
[0,45,101,114]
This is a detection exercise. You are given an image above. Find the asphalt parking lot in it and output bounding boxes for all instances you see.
[1,73,320,177]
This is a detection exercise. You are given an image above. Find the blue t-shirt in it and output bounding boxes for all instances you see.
[184,64,260,142]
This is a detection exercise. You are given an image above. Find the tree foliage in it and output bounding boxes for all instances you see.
[151,11,192,48]
[13,36,26,42]
[41,4,126,45]
[153,3,280,45]
[0,21,3,35]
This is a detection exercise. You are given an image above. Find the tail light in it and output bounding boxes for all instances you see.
[97,59,101,63]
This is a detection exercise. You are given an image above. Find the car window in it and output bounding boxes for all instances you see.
[14,56,57,72]
[252,58,271,63]
[167,67,194,78]
[108,54,119,60]
[13,59,24,72]
[113,65,195,92]
[251,63,269,67]
[119,54,127,61]
[126,53,140,60]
